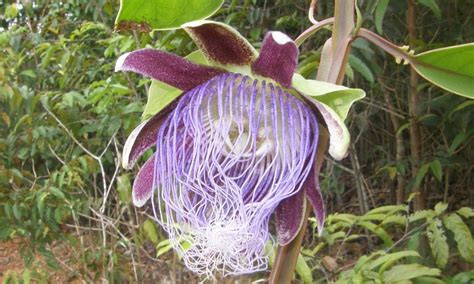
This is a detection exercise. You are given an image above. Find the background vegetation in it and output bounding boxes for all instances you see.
[0,0,473,282]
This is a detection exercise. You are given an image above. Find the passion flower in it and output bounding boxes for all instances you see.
[116,20,361,277]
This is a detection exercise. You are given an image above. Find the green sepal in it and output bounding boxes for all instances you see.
[142,50,208,120]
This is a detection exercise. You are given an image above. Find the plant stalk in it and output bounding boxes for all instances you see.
[269,0,355,282]
[407,0,425,210]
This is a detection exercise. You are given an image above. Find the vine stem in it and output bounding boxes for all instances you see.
[294,17,334,47]
[269,0,355,282]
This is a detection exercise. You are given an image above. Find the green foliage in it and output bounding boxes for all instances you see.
[115,0,224,30]
[307,202,474,282]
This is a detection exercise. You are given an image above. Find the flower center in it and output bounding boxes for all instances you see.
[212,118,274,158]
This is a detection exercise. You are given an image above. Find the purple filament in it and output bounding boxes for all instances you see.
[151,73,318,278]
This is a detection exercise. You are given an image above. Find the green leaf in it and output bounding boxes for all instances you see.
[409,209,436,222]
[5,4,19,19]
[411,43,474,98]
[448,133,467,155]
[143,219,159,245]
[368,250,420,272]
[375,0,390,34]
[414,163,430,188]
[381,215,407,226]
[383,264,440,282]
[295,253,313,284]
[412,276,445,284]
[434,203,448,215]
[427,218,449,268]
[358,221,393,247]
[366,205,407,215]
[457,207,474,219]
[348,54,374,83]
[116,174,131,204]
[451,270,474,284]
[326,213,358,226]
[430,160,442,182]
[418,0,441,19]
[115,0,224,31]
[50,187,66,200]
[156,239,174,257]
[443,213,474,263]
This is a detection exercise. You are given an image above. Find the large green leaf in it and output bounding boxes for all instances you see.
[115,0,224,31]
[411,43,474,98]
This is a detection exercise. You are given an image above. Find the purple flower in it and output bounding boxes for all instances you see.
[115,21,352,277]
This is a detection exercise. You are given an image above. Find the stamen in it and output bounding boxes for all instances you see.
[152,73,319,278]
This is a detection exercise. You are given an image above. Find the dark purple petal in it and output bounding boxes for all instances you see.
[115,48,223,91]
[275,189,307,245]
[122,97,180,169]
[251,31,298,88]
[183,20,257,66]
[305,162,325,236]
[132,154,156,207]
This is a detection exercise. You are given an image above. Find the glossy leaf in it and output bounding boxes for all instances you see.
[115,0,224,31]
[411,43,474,98]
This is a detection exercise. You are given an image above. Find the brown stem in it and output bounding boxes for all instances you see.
[269,1,355,282]
[269,129,329,283]
[407,0,425,210]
